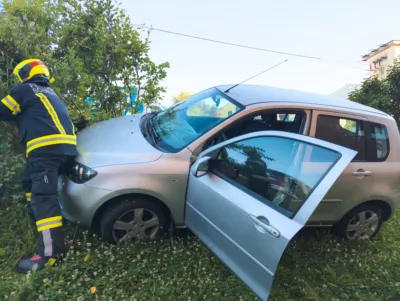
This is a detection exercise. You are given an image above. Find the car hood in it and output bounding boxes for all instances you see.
[75,114,163,168]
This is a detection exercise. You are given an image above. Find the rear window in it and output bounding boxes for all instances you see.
[369,122,389,161]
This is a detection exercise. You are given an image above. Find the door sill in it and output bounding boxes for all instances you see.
[305,223,333,227]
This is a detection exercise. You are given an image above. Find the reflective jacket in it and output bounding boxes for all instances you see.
[0,78,78,157]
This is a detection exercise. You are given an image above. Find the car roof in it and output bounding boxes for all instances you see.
[215,84,390,118]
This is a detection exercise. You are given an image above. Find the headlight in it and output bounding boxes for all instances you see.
[67,161,98,184]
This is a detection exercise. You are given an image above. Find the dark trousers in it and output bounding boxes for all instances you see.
[22,155,72,258]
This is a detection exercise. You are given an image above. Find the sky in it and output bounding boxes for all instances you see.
[121,0,400,107]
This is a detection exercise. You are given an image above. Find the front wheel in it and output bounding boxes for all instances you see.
[99,197,168,244]
[334,204,383,240]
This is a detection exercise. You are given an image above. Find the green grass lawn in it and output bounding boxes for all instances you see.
[1,154,400,300]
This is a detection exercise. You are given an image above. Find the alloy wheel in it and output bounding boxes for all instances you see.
[345,210,380,240]
[112,208,160,244]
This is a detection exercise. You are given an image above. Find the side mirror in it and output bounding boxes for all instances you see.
[191,156,211,177]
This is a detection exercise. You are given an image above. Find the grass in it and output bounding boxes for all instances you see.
[1,153,400,300]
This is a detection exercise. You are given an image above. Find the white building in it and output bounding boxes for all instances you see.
[329,40,400,98]
[362,40,400,80]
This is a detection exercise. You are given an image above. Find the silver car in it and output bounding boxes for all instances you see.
[58,84,399,299]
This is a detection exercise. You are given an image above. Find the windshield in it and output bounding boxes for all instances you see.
[151,88,243,152]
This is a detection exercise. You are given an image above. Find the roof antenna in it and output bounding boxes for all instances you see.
[224,59,288,93]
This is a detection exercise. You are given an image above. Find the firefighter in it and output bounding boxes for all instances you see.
[0,58,78,273]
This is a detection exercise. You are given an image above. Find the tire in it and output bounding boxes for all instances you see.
[334,203,384,241]
[99,197,168,245]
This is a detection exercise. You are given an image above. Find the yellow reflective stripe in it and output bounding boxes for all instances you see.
[36,93,66,134]
[25,192,31,196]
[36,216,63,225]
[1,95,21,115]
[36,215,63,232]
[27,139,76,155]
[37,222,63,232]
[27,134,76,146]
[26,134,76,155]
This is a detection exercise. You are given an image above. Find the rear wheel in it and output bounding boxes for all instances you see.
[334,203,383,240]
[99,197,168,244]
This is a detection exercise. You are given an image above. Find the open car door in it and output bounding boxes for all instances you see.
[185,131,357,300]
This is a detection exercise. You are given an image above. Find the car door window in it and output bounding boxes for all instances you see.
[313,115,366,161]
[369,122,389,161]
[236,111,305,136]
[205,110,306,149]
[212,136,341,217]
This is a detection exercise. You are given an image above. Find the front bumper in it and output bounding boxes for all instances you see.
[57,175,117,228]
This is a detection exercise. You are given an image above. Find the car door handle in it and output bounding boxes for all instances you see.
[249,215,280,238]
[352,169,373,176]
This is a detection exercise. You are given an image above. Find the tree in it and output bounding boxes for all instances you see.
[172,91,192,104]
[348,60,400,125]
[54,0,169,121]
[0,0,170,147]
[0,0,59,153]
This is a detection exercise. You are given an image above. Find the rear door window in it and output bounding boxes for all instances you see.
[313,115,367,162]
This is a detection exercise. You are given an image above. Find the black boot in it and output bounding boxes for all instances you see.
[16,254,57,273]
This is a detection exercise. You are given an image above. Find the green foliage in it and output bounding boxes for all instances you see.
[349,60,400,125]
[0,0,169,145]
[1,142,400,301]
[53,0,169,122]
